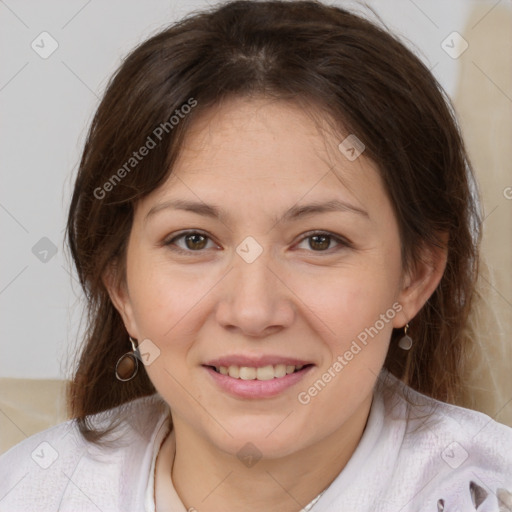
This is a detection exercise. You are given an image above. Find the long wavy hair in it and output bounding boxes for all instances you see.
[66,0,482,443]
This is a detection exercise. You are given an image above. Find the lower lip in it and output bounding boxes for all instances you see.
[203,365,314,399]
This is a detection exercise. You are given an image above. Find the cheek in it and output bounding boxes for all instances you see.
[291,263,400,344]
[126,251,208,341]
[126,258,202,403]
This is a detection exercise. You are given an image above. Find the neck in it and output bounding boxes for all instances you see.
[166,392,373,512]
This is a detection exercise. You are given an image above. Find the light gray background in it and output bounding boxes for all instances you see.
[0,0,506,379]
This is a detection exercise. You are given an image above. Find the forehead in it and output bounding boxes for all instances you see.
[138,97,388,219]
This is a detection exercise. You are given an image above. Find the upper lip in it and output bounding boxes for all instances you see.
[203,355,313,368]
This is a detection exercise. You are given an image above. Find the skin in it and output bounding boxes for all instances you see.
[106,97,446,511]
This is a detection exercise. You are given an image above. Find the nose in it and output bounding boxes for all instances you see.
[215,247,295,338]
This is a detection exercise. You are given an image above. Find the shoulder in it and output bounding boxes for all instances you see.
[0,393,170,512]
[381,372,512,511]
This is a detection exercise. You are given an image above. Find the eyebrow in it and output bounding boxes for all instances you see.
[145,198,369,224]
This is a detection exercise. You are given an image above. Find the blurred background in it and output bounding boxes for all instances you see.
[1,0,511,452]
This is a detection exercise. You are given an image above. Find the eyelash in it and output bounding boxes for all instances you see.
[163,230,352,255]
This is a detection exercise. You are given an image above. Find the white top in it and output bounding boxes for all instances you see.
[1,369,511,511]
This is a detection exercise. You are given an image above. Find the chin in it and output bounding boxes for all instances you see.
[207,418,306,461]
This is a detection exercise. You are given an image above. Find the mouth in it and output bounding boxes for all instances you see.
[202,356,315,398]
[205,363,314,381]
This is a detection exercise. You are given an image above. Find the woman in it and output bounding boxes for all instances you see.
[1,1,510,511]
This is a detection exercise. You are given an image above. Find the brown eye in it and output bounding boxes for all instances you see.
[309,234,331,251]
[295,231,351,253]
[184,233,208,250]
[164,231,216,253]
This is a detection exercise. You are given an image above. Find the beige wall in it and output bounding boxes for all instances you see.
[454,3,512,426]
[0,379,67,455]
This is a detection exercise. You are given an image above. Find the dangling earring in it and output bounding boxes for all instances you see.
[115,336,140,381]
[398,323,413,350]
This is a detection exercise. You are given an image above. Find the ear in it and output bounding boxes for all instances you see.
[393,235,448,328]
[102,262,139,338]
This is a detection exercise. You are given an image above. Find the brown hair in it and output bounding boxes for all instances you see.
[66,0,481,443]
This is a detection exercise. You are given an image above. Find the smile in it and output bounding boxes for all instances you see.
[210,364,311,380]
[202,359,315,399]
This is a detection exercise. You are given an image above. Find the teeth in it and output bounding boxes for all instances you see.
[215,363,307,380]
[274,364,286,378]
[228,365,239,378]
[256,365,275,380]
[239,367,256,380]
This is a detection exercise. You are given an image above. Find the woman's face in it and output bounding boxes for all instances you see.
[111,97,427,459]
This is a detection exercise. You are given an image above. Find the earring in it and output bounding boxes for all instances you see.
[115,336,140,381]
[398,323,413,350]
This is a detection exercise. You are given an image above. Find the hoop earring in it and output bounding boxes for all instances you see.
[115,336,140,381]
[398,323,413,350]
